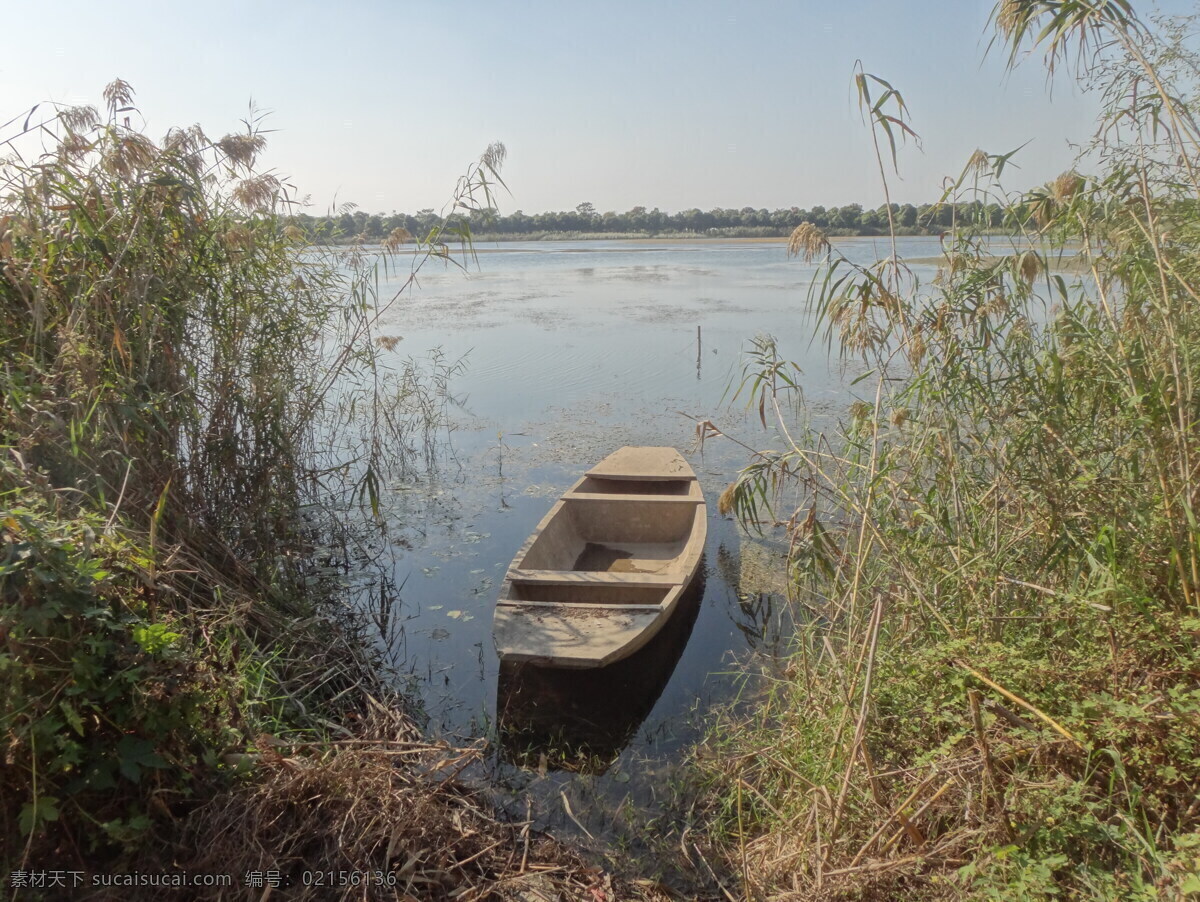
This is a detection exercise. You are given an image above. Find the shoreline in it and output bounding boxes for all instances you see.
[337,232,1041,255]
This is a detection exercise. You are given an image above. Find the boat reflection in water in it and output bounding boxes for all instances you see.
[495,566,705,775]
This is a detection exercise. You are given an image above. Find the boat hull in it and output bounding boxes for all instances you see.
[495,567,705,773]
[493,447,706,668]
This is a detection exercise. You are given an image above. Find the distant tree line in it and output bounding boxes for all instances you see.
[288,200,1012,242]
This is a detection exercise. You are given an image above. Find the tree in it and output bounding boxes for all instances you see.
[413,208,440,237]
[830,203,862,229]
[858,208,882,232]
[576,202,598,224]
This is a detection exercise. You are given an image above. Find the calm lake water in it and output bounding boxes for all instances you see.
[355,236,946,851]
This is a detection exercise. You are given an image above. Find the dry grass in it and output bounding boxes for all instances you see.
[163,709,622,902]
[34,564,678,901]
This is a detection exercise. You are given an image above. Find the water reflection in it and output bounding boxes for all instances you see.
[713,538,797,655]
[495,568,705,775]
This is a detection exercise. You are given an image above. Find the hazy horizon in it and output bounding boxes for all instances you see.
[4,1,1190,217]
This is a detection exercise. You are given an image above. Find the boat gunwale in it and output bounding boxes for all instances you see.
[560,492,704,503]
[495,600,666,612]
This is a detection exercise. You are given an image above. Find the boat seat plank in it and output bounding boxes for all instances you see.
[506,568,680,587]
[584,446,695,481]
[496,600,661,611]
[561,492,704,504]
[493,604,663,667]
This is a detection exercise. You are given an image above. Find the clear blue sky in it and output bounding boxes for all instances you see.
[1,1,1183,216]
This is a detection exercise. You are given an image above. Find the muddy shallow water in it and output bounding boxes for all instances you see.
[353,237,945,849]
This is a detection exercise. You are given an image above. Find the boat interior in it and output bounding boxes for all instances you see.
[503,477,704,608]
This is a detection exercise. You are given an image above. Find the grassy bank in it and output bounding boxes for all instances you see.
[697,5,1200,899]
[0,86,653,900]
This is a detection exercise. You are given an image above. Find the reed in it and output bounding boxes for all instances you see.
[698,3,1200,898]
[0,80,521,881]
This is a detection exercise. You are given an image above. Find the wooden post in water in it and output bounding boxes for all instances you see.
[696,325,702,381]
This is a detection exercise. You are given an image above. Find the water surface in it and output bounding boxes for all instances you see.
[357,237,945,847]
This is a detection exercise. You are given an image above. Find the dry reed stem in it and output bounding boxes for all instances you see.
[954,659,1084,747]
[826,588,885,853]
[693,843,741,902]
[167,708,638,902]
[968,689,997,795]
[877,778,957,856]
[846,770,943,869]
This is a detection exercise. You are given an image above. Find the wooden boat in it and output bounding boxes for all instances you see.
[493,446,707,668]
